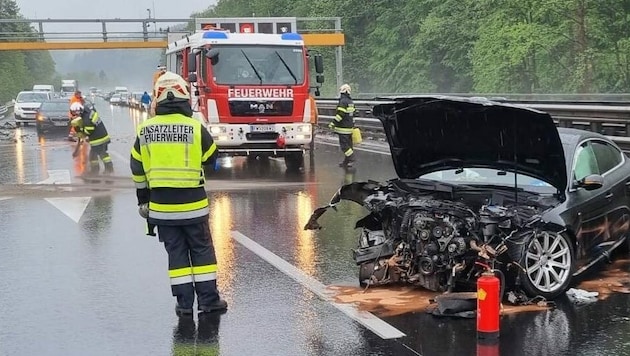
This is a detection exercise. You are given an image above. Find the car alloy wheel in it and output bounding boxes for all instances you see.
[521,231,574,298]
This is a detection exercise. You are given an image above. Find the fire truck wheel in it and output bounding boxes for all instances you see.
[285,152,304,172]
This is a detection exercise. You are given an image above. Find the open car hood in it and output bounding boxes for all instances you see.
[371,96,567,192]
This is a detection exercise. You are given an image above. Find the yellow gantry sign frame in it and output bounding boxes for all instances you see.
[0,33,345,51]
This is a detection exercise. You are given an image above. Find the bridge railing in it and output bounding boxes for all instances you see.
[314,98,630,151]
[0,18,187,42]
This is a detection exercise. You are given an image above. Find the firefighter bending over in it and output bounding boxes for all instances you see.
[70,102,113,175]
[328,84,356,167]
[130,71,228,317]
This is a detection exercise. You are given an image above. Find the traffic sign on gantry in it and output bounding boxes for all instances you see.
[193,17,345,46]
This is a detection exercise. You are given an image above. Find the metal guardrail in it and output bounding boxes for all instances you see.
[0,101,13,120]
[314,98,630,151]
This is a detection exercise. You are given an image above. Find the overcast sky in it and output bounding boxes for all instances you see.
[16,0,215,19]
[15,0,217,32]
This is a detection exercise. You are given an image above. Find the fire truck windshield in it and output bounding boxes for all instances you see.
[211,45,305,86]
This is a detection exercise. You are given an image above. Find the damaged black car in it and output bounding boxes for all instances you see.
[305,96,630,300]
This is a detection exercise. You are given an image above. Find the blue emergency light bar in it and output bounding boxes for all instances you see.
[281,33,303,41]
[202,31,229,39]
[201,31,303,41]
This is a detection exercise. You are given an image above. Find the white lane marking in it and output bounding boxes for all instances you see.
[44,197,91,223]
[316,139,391,156]
[36,170,91,223]
[36,169,72,185]
[231,231,406,340]
[109,150,130,164]
[0,197,12,201]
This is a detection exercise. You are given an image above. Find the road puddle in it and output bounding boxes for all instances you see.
[329,258,630,317]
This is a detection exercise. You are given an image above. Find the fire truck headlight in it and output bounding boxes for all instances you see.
[210,126,226,134]
[297,124,311,133]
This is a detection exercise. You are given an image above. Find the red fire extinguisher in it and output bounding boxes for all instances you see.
[477,270,500,339]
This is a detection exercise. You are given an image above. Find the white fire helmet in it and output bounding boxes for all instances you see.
[339,84,351,94]
[70,102,84,114]
[154,71,190,103]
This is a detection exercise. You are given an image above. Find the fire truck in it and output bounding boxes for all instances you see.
[164,28,324,170]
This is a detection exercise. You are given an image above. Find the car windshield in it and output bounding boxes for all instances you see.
[420,168,556,192]
[17,92,48,102]
[61,86,74,92]
[40,101,69,111]
[211,45,305,85]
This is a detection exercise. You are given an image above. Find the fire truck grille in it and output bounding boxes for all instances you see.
[229,100,293,116]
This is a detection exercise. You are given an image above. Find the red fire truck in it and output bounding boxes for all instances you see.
[165,28,324,170]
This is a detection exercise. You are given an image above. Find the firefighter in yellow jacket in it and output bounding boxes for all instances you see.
[328,84,356,167]
[130,71,227,317]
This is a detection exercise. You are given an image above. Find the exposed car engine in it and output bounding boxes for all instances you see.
[353,181,550,293]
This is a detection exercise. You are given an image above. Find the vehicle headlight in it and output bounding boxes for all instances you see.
[297,124,311,133]
[210,126,226,134]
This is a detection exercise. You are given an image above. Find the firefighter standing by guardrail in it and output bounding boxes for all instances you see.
[328,84,357,167]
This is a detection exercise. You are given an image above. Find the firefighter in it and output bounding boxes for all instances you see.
[67,91,84,141]
[130,71,227,317]
[70,102,113,175]
[328,84,356,167]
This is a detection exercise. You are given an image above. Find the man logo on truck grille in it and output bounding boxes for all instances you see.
[251,103,274,113]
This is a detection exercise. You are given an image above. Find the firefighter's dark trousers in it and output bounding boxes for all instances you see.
[338,133,353,157]
[89,143,113,174]
[337,133,355,163]
[158,221,221,309]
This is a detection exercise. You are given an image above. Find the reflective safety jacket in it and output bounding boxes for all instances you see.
[71,109,110,147]
[130,113,218,225]
[332,93,355,135]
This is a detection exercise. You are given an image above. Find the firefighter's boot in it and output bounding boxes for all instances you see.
[89,161,100,176]
[346,153,356,167]
[103,161,114,175]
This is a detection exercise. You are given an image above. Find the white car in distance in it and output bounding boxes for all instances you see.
[14,91,52,126]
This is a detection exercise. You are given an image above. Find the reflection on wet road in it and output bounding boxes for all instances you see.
[0,99,629,355]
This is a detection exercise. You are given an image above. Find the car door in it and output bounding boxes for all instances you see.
[564,140,610,260]
[590,140,630,250]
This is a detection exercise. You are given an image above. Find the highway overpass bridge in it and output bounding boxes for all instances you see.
[0,17,345,50]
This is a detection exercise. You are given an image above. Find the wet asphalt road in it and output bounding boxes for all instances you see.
[0,99,629,356]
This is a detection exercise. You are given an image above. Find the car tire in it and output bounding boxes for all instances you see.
[519,230,575,299]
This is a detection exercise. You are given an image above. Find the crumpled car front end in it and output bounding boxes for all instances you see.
[305,96,573,299]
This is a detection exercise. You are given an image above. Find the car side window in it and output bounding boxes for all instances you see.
[591,141,622,174]
[573,142,599,181]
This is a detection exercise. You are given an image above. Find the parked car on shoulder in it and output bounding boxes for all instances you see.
[14,91,52,126]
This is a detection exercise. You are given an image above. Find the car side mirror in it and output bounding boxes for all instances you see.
[205,48,219,60]
[314,54,324,74]
[187,52,197,72]
[577,174,604,191]
[205,48,220,65]
[11,99,16,104]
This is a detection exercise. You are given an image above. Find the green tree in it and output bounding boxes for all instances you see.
[190,0,630,95]
[0,0,57,102]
